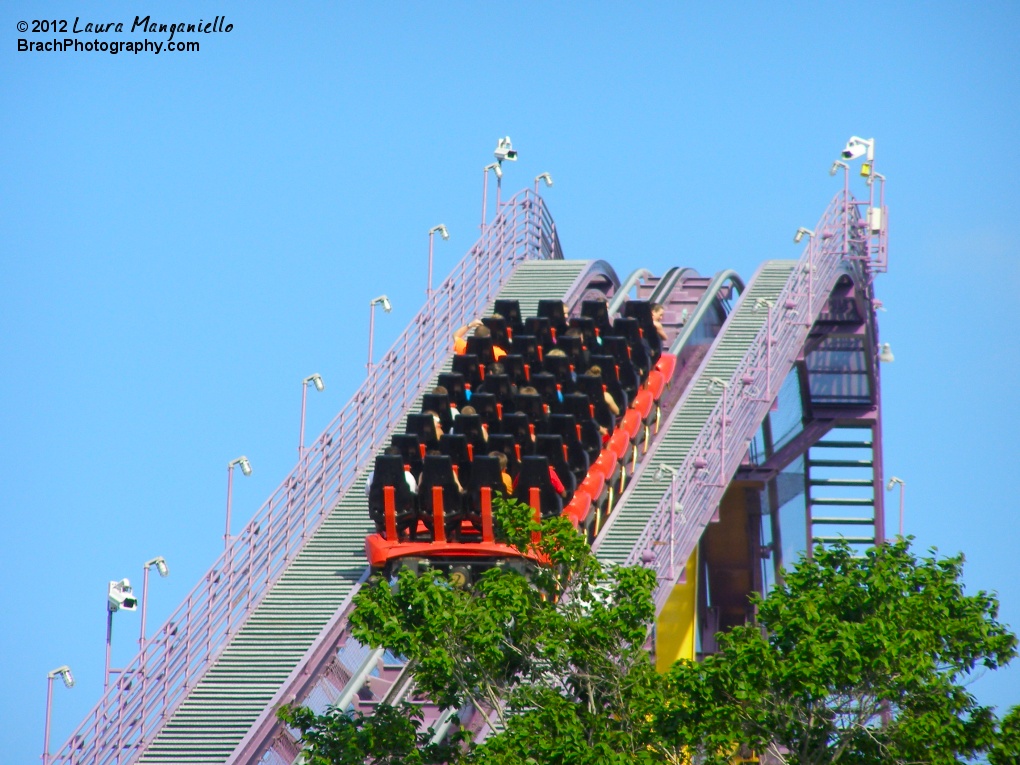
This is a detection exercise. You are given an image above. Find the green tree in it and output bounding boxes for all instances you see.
[988,704,1020,765]
[686,540,1018,765]
[282,505,1018,765]
[348,497,693,764]
[278,701,460,765]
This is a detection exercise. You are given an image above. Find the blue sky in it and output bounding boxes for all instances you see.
[2,2,1018,761]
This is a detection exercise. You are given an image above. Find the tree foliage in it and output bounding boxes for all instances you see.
[278,701,460,765]
[281,501,1018,765]
[690,540,1018,765]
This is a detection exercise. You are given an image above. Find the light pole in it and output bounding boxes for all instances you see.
[534,172,553,195]
[794,227,815,317]
[367,295,392,377]
[139,557,169,652]
[480,162,501,230]
[42,665,74,765]
[886,476,905,536]
[105,579,137,689]
[427,225,449,300]
[225,456,252,548]
[298,374,325,459]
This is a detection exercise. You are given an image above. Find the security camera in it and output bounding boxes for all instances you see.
[841,143,866,160]
[494,136,518,162]
[436,224,450,241]
[108,579,138,612]
[381,297,392,313]
[840,136,875,161]
[794,227,814,244]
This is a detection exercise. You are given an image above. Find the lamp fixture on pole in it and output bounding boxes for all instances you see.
[42,666,74,765]
[481,162,502,230]
[225,456,252,548]
[427,224,449,299]
[367,295,392,378]
[299,374,325,459]
[139,556,169,652]
[886,476,905,537]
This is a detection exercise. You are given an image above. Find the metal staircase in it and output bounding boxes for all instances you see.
[139,473,374,763]
[807,425,878,551]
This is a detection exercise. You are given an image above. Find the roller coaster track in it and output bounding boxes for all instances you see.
[51,186,884,765]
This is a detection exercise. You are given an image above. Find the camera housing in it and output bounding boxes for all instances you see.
[840,136,874,161]
[108,579,138,612]
[494,136,517,162]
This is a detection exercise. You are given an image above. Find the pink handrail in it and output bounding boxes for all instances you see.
[50,189,561,765]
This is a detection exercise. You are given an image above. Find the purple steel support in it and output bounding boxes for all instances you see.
[870,358,887,545]
[50,188,562,765]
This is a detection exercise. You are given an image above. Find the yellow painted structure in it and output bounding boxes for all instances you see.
[655,548,698,671]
